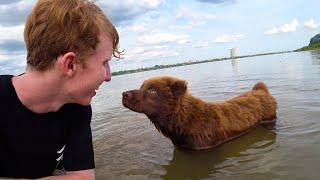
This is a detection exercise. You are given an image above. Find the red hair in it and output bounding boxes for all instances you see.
[24,0,122,71]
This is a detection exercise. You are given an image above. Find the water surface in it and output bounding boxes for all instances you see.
[92,50,320,179]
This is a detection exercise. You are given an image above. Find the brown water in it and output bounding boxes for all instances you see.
[91,50,320,180]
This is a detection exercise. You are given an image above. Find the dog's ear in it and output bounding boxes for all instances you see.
[170,79,187,98]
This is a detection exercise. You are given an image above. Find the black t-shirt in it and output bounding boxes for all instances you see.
[0,75,95,179]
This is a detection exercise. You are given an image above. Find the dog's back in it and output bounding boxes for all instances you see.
[167,81,277,149]
[252,81,269,93]
[251,82,277,122]
[211,82,277,146]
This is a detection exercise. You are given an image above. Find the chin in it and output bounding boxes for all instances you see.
[76,97,93,106]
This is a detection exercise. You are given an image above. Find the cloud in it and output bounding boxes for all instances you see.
[0,0,21,5]
[118,22,154,35]
[192,41,211,48]
[0,40,26,52]
[0,0,35,26]
[0,53,26,75]
[196,0,236,4]
[175,7,216,27]
[138,33,191,46]
[265,19,299,35]
[176,7,216,21]
[0,25,24,41]
[304,19,318,30]
[215,33,244,43]
[124,46,179,61]
[264,27,278,35]
[0,0,164,27]
[97,0,165,25]
[0,24,25,52]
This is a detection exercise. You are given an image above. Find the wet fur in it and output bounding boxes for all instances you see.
[122,76,277,150]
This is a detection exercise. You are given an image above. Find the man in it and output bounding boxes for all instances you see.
[0,0,121,179]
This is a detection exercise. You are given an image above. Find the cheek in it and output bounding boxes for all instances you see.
[92,66,106,82]
[75,75,96,93]
[145,97,161,111]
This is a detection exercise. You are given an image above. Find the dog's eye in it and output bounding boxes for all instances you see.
[147,88,157,95]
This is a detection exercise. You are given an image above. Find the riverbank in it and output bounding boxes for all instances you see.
[112,50,294,76]
[296,43,320,52]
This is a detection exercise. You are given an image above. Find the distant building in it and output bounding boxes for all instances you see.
[230,48,237,58]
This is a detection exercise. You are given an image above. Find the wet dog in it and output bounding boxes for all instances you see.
[122,76,277,150]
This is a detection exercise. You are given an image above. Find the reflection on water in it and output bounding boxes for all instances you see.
[311,50,320,67]
[231,59,239,74]
[91,50,320,179]
[163,127,277,180]
[310,50,320,59]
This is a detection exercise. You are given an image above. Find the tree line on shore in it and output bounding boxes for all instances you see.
[112,50,293,76]
[112,33,320,76]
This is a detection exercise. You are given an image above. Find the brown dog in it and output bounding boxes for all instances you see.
[122,76,277,150]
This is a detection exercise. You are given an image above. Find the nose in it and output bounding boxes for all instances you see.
[122,91,132,100]
[105,73,111,82]
[104,63,112,82]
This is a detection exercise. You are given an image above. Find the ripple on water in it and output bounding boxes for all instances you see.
[92,52,320,179]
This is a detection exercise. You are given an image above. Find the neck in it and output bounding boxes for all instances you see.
[150,93,213,148]
[12,70,68,114]
[150,93,219,149]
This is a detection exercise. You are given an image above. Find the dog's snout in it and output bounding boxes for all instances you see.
[122,91,132,100]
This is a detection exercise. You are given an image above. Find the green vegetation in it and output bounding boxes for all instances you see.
[296,42,320,52]
[112,50,293,76]
[296,33,320,52]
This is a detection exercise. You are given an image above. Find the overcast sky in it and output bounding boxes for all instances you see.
[0,0,319,74]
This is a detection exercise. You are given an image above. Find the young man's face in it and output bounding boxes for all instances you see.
[70,34,113,105]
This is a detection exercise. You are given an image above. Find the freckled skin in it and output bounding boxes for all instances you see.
[122,76,277,150]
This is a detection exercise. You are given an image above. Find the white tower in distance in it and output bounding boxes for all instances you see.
[230,48,237,58]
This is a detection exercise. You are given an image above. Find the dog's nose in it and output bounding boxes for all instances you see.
[122,91,132,100]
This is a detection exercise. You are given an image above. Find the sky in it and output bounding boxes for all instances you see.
[0,0,319,74]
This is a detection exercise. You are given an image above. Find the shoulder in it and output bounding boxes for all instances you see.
[0,75,13,101]
[0,75,13,90]
[61,103,92,113]
[59,103,92,122]
[0,74,13,80]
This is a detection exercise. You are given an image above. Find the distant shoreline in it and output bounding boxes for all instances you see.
[296,43,320,52]
[112,50,294,76]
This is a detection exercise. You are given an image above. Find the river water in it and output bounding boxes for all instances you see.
[91,50,320,180]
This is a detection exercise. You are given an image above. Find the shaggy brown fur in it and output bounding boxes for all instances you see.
[122,76,277,150]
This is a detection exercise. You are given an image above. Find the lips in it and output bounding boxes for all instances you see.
[94,85,100,92]
[96,83,103,90]
[92,84,102,96]
[90,90,96,97]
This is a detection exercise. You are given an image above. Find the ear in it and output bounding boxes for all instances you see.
[57,52,78,76]
[170,79,187,98]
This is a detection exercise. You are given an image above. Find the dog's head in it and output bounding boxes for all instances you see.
[122,76,188,118]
